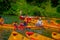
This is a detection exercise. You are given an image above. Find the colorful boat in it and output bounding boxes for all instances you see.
[26,32,54,40]
[52,32,60,40]
[8,31,30,40]
[0,24,14,29]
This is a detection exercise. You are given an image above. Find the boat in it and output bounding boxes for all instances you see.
[26,32,54,40]
[8,31,30,40]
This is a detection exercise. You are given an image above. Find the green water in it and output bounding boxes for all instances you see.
[0,15,20,24]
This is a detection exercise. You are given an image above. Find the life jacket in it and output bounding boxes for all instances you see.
[24,17,31,23]
[19,16,25,20]
[13,23,18,30]
[26,32,34,36]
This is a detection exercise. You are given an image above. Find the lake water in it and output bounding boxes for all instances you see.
[0,15,20,24]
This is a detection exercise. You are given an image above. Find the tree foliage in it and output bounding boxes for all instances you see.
[33,11,41,16]
[0,0,16,14]
[51,0,59,7]
[0,0,60,18]
[0,0,10,13]
[57,6,60,13]
[26,0,47,7]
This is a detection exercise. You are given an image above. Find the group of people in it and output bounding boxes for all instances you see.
[20,16,43,28]
[14,16,44,30]
[0,15,44,30]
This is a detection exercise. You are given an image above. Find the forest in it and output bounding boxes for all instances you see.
[0,0,60,18]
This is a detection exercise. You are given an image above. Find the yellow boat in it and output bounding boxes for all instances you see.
[52,32,60,40]
[0,24,14,30]
[42,20,60,31]
[8,31,30,40]
[26,18,60,30]
[26,32,54,40]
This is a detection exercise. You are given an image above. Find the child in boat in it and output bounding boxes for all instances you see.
[0,16,4,25]
[24,15,28,26]
[13,21,18,30]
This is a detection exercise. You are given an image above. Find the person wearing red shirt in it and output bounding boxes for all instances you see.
[18,22,25,30]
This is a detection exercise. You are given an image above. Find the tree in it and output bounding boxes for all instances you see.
[0,0,16,14]
[57,6,60,13]
[26,0,47,7]
[51,0,59,7]
[33,10,42,16]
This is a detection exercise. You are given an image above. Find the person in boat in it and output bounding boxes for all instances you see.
[19,16,25,20]
[35,17,43,27]
[13,21,18,30]
[24,21,27,26]
[24,15,28,26]
[24,16,31,26]
[18,22,25,30]
[0,16,4,25]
